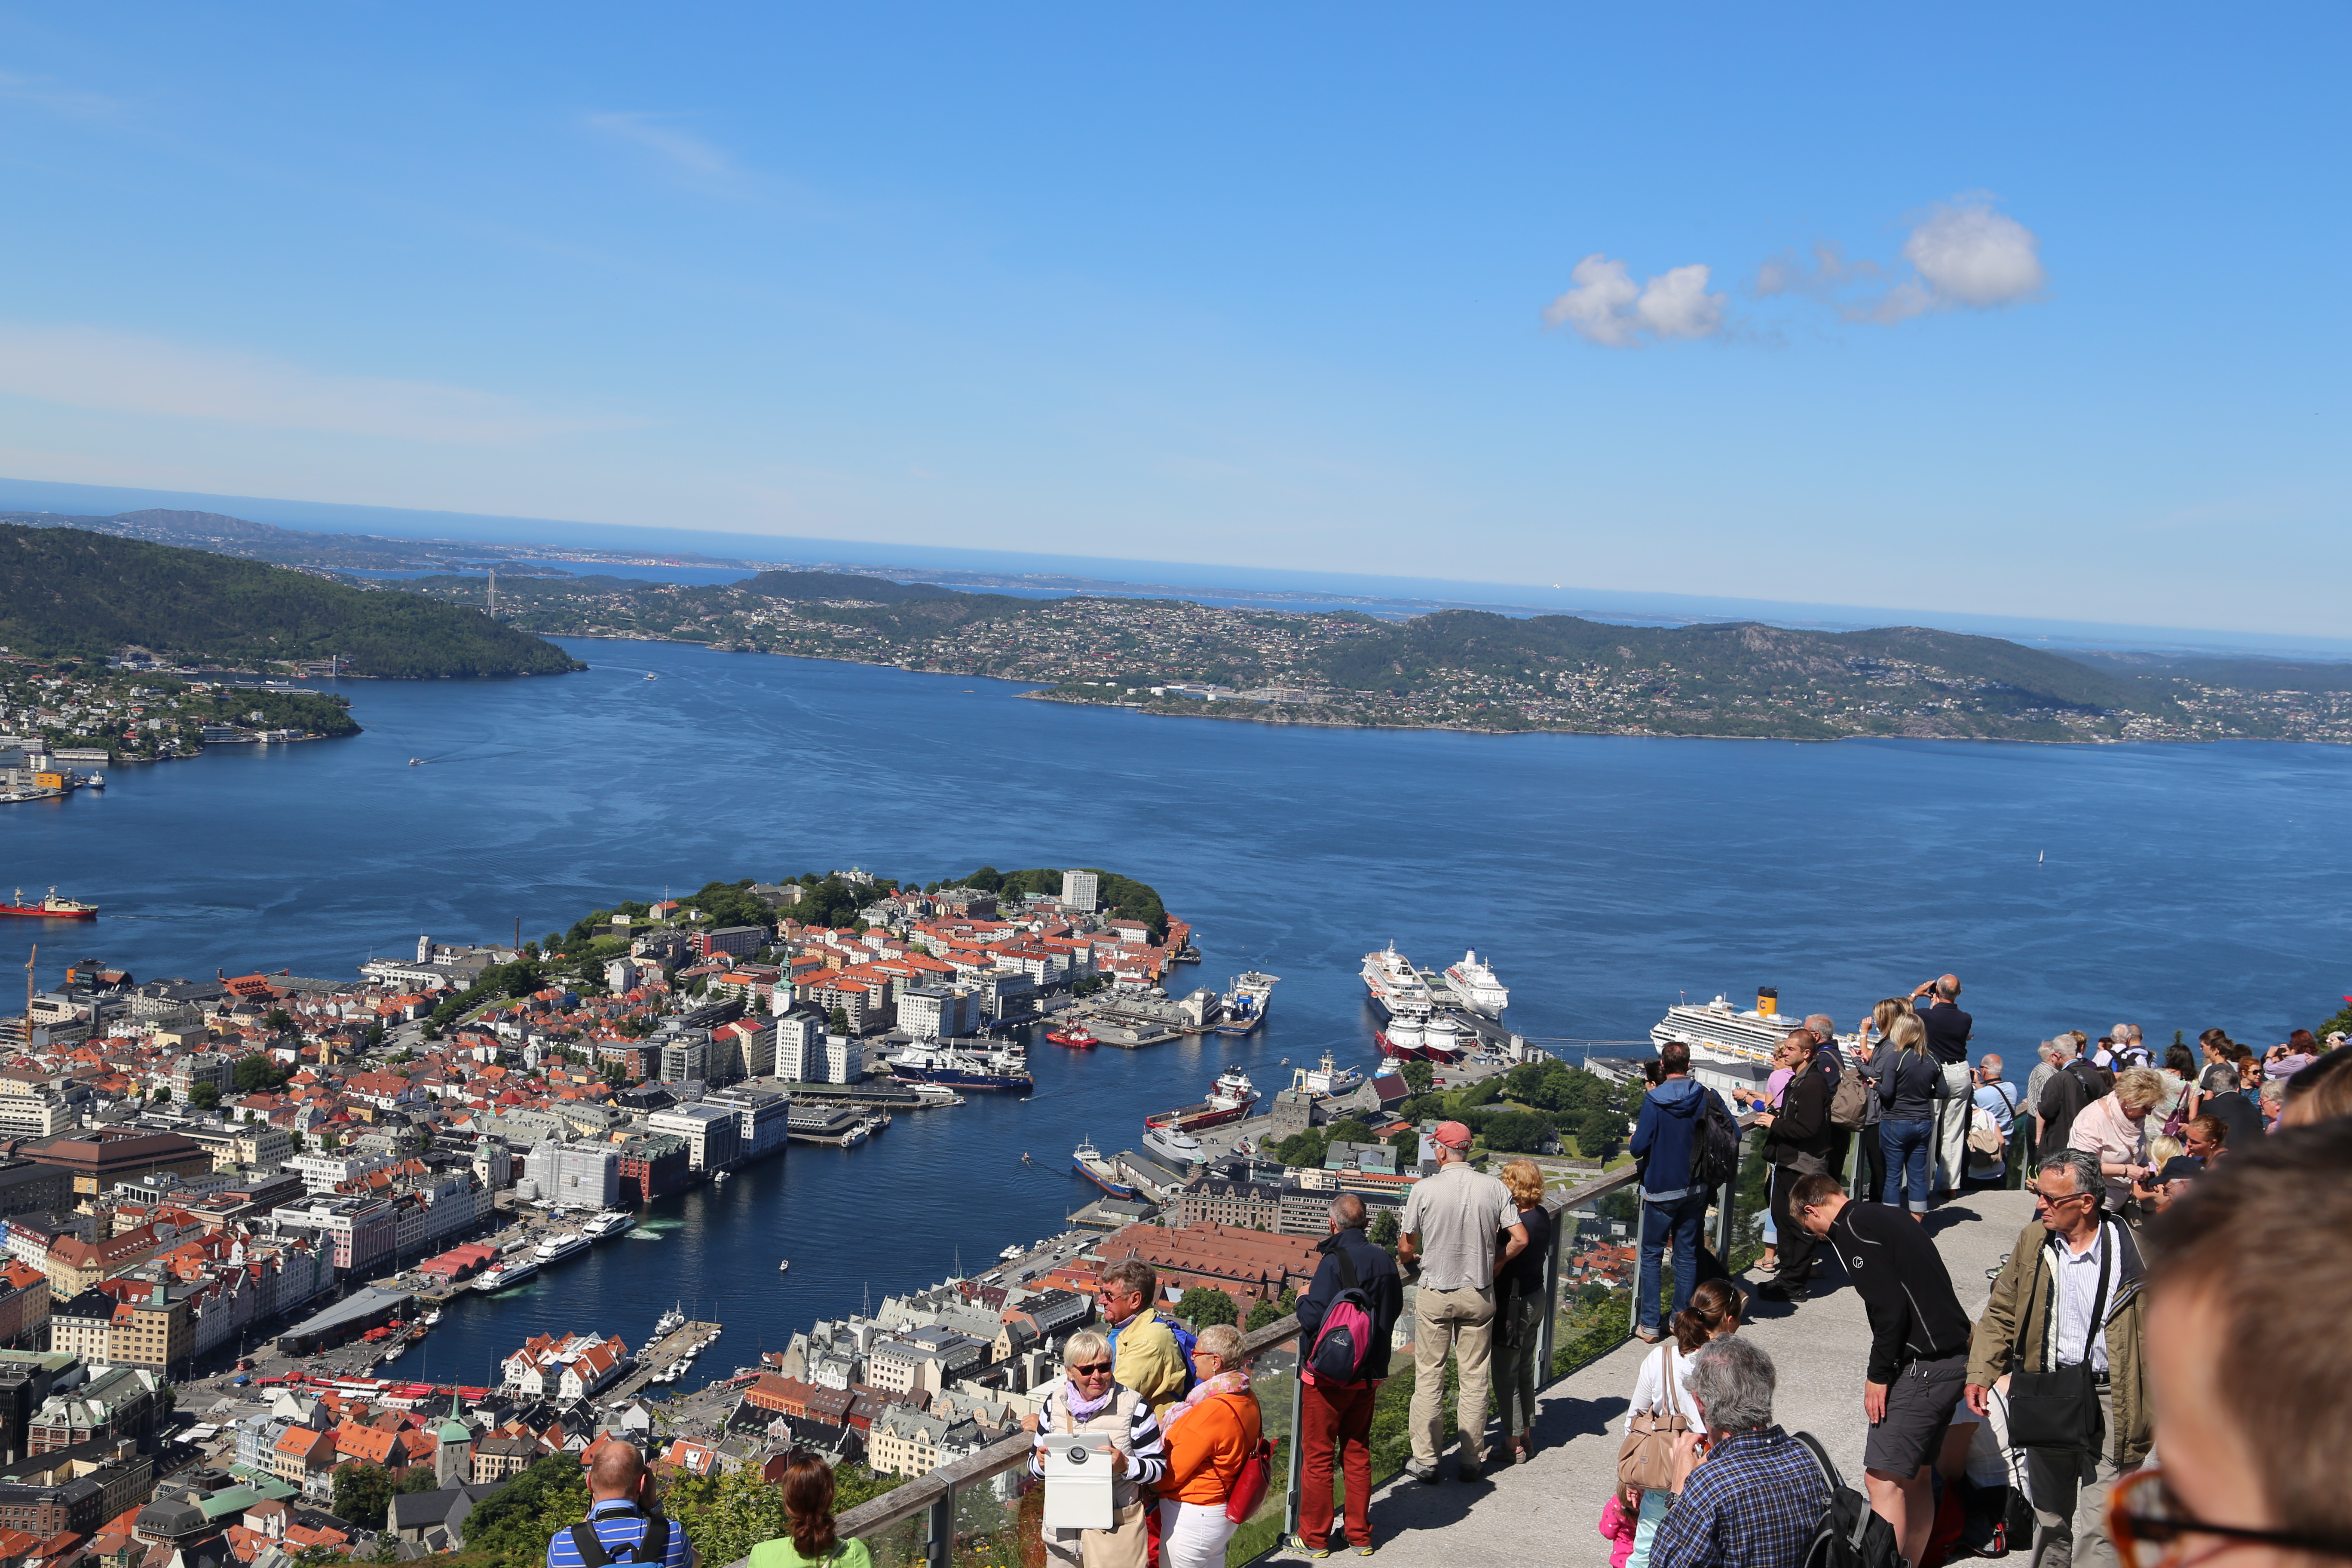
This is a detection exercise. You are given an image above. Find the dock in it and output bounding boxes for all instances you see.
[607,1320,723,1401]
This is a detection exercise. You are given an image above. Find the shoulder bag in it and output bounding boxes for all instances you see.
[2004,1230,2111,1453]
[1616,1345,1689,1491]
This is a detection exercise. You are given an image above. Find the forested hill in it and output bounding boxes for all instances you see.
[0,526,585,678]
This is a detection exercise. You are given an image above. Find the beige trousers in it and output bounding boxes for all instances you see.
[1409,1283,1496,1467]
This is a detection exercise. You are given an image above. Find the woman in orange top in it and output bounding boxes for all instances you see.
[1155,1323,1262,1568]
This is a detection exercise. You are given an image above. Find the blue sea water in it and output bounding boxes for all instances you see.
[5,638,2350,1385]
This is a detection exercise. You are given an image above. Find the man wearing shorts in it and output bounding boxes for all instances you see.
[1793,1173,1973,1568]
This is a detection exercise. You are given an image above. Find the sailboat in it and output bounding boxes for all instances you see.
[2038,849,2045,864]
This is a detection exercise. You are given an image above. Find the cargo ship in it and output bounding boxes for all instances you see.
[1,889,97,920]
[1215,972,1279,1035]
[885,1042,1035,1093]
[1144,1068,1259,1136]
[1072,1139,1137,1198]
[1046,1021,1098,1049]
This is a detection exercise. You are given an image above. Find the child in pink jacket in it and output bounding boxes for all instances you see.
[1599,1488,1639,1568]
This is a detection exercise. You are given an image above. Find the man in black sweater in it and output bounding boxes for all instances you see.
[1755,1032,1837,1304]
[1793,1172,1973,1568]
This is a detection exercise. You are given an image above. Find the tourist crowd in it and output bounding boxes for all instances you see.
[530,996,2352,1568]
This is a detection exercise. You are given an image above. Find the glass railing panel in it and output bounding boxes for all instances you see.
[854,1507,929,1568]
[1550,1181,1637,1379]
[1222,1332,1300,1566]
[1720,1125,1773,1276]
[948,1459,1037,1568]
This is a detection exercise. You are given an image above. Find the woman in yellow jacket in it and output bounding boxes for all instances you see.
[1154,1323,1262,1568]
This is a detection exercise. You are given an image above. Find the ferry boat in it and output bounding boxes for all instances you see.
[1292,1050,1364,1098]
[1142,1123,1204,1167]
[0,888,97,920]
[1072,1139,1138,1198]
[885,1043,1035,1093]
[1215,972,1280,1035]
[1144,1069,1260,1135]
[475,1260,539,1292]
[1046,1022,1099,1049]
[533,1233,591,1266]
[1442,951,1510,1016]
[1360,943,1429,1016]
[582,1211,634,1240]
[1651,989,1819,1069]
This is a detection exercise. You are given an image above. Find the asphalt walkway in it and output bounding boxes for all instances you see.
[1265,1188,2038,1567]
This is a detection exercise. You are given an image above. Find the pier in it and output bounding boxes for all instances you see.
[607,1320,723,1401]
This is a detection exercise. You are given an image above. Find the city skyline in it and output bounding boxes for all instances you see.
[0,6,2343,635]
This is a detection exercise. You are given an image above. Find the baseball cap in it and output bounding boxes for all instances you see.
[1433,1121,1473,1149]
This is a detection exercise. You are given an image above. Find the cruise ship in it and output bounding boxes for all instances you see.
[1144,1069,1260,1135]
[884,1043,1035,1093]
[1442,951,1510,1016]
[1360,943,1431,1016]
[1216,972,1280,1035]
[1072,1139,1138,1198]
[534,1233,591,1266]
[1650,989,1826,1069]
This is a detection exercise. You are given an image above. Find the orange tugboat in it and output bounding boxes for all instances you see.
[1045,1021,1098,1049]
[0,889,97,920]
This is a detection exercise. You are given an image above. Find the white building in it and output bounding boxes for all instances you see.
[1060,870,1099,912]
[896,987,972,1041]
[647,1104,743,1172]
[775,1011,830,1083]
[520,1141,619,1207]
[703,1086,792,1161]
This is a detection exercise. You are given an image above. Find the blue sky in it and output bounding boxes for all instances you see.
[0,5,2344,635]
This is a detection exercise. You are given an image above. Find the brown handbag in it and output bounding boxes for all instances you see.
[1617,1345,1690,1491]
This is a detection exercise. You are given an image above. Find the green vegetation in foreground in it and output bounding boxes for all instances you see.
[0,525,586,677]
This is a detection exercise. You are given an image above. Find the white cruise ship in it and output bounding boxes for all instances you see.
[1442,951,1510,1016]
[1360,943,1431,1016]
[1651,990,1840,1069]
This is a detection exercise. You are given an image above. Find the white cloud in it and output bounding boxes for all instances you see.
[1544,254,1726,347]
[585,111,754,198]
[1755,199,2047,325]
[0,322,636,445]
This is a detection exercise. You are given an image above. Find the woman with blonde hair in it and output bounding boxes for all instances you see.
[2068,1064,2168,1219]
[1871,1013,1941,1219]
[1023,1327,1166,1568]
[1488,1159,1553,1464]
[1846,997,1909,1201]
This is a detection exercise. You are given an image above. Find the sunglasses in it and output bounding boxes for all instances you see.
[1069,1361,1113,1377]
[2110,1467,2352,1568]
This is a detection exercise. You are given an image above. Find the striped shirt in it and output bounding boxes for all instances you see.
[547,1500,695,1568]
[1026,1381,1168,1491]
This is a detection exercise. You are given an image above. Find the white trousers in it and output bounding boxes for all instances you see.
[1935,1063,1974,1194]
[1159,1499,1239,1568]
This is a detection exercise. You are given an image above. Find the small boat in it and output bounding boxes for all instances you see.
[1046,1022,1099,1049]
[998,1243,1024,1262]
[712,1170,730,1182]
[423,1310,442,1326]
[408,758,425,766]
[643,673,659,681]
[777,1259,791,1273]
[83,775,104,790]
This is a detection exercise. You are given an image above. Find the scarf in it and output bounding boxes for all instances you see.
[1160,1368,1250,1433]
[1063,1378,1118,1424]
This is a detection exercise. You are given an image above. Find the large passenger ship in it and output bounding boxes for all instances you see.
[1649,989,1829,1069]
[1360,943,1431,1015]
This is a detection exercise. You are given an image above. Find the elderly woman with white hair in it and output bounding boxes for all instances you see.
[1024,1327,1166,1568]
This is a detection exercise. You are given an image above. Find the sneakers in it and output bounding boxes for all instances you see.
[1280,1537,1332,1560]
[1455,1461,1486,1483]
[1354,1546,1376,1556]
[1403,1458,1441,1484]
[1754,1281,1810,1304]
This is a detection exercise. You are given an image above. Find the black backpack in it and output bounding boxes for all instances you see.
[1690,1089,1741,1191]
[569,1507,672,1568]
[1792,1431,1905,1568]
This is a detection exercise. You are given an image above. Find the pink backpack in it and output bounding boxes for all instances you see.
[1303,1245,1378,1387]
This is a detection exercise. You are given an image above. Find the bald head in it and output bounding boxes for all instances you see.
[1804,1014,1834,1042]
[587,1439,647,1500]
[1937,975,1961,1000]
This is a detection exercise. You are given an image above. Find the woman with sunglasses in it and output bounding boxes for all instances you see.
[1025,1328,1166,1568]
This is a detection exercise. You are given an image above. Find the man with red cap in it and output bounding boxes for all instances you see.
[1397,1120,1526,1483]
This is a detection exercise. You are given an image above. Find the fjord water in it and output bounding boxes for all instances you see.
[7,638,2351,1384]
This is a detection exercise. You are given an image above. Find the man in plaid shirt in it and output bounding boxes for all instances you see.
[1651,1338,1831,1568]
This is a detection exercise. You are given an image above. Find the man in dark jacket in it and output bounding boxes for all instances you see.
[1631,1041,1717,1341]
[1756,1032,1836,1304]
[2037,1037,2109,1165]
[1794,1173,1973,1568]
[1289,1193,1403,1556]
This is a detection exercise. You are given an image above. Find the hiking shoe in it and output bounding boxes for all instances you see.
[1753,1281,1810,1304]
[1353,1546,1376,1557]
[1403,1458,1441,1484]
[1280,1537,1331,1560]
[1455,1461,1486,1483]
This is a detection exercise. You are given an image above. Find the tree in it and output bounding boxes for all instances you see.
[1387,1126,1422,1167]
[1401,1059,1435,1095]
[1369,1210,1401,1253]
[1245,1297,1286,1332]
[665,1468,788,1567]
[189,1082,220,1112]
[1575,1107,1627,1161]
[827,1007,852,1035]
[233,1054,289,1093]
[331,1463,395,1530]
[263,1008,293,1034]
[150,1086,171,1104]
[1177,1287,1237,1328]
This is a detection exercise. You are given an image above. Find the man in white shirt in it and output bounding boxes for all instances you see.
[1397,1120,1525,1484]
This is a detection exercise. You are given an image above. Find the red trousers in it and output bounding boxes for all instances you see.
[1297,1378,1378,1547]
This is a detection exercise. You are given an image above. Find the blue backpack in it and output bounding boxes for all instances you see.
[1110,1311,1200,1393]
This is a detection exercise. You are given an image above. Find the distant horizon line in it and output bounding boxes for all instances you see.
[5,471,2350,663]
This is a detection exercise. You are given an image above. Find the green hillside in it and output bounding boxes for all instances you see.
[0,526,586,678]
